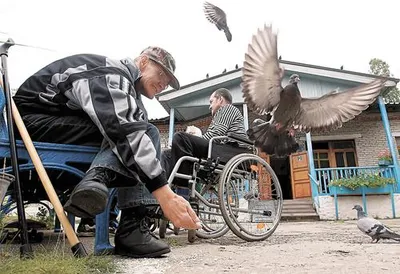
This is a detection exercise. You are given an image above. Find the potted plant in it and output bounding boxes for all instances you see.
[328,173,395,195]
[377,149,393,166]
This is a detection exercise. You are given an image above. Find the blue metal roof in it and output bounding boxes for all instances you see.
[156,59,399,122]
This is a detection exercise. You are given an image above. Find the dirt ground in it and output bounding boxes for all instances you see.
[2,219,400,273]
[118,219,400,274]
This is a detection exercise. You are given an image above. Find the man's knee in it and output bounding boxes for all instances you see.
[147,123,159,133]
[171,131,187,147]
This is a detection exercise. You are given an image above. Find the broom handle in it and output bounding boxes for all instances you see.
[11,98,87,257]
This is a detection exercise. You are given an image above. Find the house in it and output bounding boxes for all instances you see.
[153,59,400,221]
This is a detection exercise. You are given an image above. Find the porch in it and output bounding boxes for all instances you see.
[306,96,400,220]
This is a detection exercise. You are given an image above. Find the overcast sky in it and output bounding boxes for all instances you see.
[1,0,399,119]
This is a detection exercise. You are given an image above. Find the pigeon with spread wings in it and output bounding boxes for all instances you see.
[242,24,388,157]
[203,1,232,42]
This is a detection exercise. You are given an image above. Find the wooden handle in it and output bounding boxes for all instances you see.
[11,98,80,247]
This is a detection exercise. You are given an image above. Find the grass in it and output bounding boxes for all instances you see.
[0,248,117,274]
[0,215,118,274]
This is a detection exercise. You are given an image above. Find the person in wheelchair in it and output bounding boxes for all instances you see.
[12,46,200,258]
[164,88,253,188]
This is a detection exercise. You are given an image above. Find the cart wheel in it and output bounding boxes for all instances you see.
[159,219,168,239]
[173,226,180,235]
[188,229,196,243]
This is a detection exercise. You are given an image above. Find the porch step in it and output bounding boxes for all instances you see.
[281,199,319,221]
[282,204,315,210]
[280,212,320,221]
[282,207,316,213]
[283,198,314,205]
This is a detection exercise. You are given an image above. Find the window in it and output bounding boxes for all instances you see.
[307,140,358,169]
[308,140,358,192]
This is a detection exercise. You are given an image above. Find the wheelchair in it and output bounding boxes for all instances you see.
[158,133,284,243]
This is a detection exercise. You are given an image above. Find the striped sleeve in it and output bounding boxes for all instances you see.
[70,74,166,193]
[202,104,239,140]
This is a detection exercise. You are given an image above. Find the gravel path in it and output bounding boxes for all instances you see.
[117,219,400,274]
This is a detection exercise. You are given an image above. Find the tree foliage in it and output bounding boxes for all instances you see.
[369,58,400,103]
[369,58,392,77]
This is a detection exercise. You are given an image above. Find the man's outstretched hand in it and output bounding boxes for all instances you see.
[152,185,201,229]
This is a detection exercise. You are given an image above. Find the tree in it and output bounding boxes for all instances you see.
[369,58,400,103]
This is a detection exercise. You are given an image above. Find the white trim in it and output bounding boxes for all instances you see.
[392,132,400,137]
[299,134,362,141]
[158,63,398,102]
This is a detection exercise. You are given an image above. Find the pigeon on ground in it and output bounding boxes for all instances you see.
[352,205,400,243]
[242,24,388,157]
[203,1,232,42]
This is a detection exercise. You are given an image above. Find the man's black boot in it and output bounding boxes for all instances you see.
[114,206,171,258]
[63,167,116,218]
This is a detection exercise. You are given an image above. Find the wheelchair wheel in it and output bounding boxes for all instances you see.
[218,153,283,242]
[195,182,235,239]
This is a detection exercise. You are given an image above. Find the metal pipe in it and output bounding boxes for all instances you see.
[0,38,33,258]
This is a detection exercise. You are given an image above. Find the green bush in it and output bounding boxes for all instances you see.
[328,173,395,190]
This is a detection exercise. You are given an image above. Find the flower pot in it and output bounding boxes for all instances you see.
[328,184,393,196]
[378,159,393,166]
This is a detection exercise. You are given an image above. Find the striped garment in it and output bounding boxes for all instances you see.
[13,54,165,192]
[202,104,249,144]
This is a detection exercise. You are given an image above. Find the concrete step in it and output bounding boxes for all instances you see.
[282,208,316,213]
[283,199,313,205]
[280,199,319,221]
[281,212,320,221]
[283,204,315,210]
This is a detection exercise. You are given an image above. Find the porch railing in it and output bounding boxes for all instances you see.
[314,166,396,195]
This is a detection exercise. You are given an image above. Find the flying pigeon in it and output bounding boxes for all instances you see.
[203,1,232,42]
[242,24,388,157]
[353,205,400,243]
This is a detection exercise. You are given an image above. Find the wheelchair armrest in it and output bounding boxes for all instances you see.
[227,133,254,145]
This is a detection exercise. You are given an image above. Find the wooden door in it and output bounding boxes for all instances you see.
[290,151,311,199]
[257,152,271,200]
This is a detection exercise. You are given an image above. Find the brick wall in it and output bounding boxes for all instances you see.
[155,110,400,165]
[296,112,400,166]
[155,115,213,148]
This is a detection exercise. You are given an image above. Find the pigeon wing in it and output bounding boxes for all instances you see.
[242,24,284,115]
[203,2,227,27]
[293,78,387,133]
[357,217,384,236]
[379,224,400,240]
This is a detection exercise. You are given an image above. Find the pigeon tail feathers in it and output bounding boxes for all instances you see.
[381,229,400,241]
[248,120,299,157]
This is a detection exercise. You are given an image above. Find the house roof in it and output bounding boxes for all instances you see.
[153,59,400,122]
